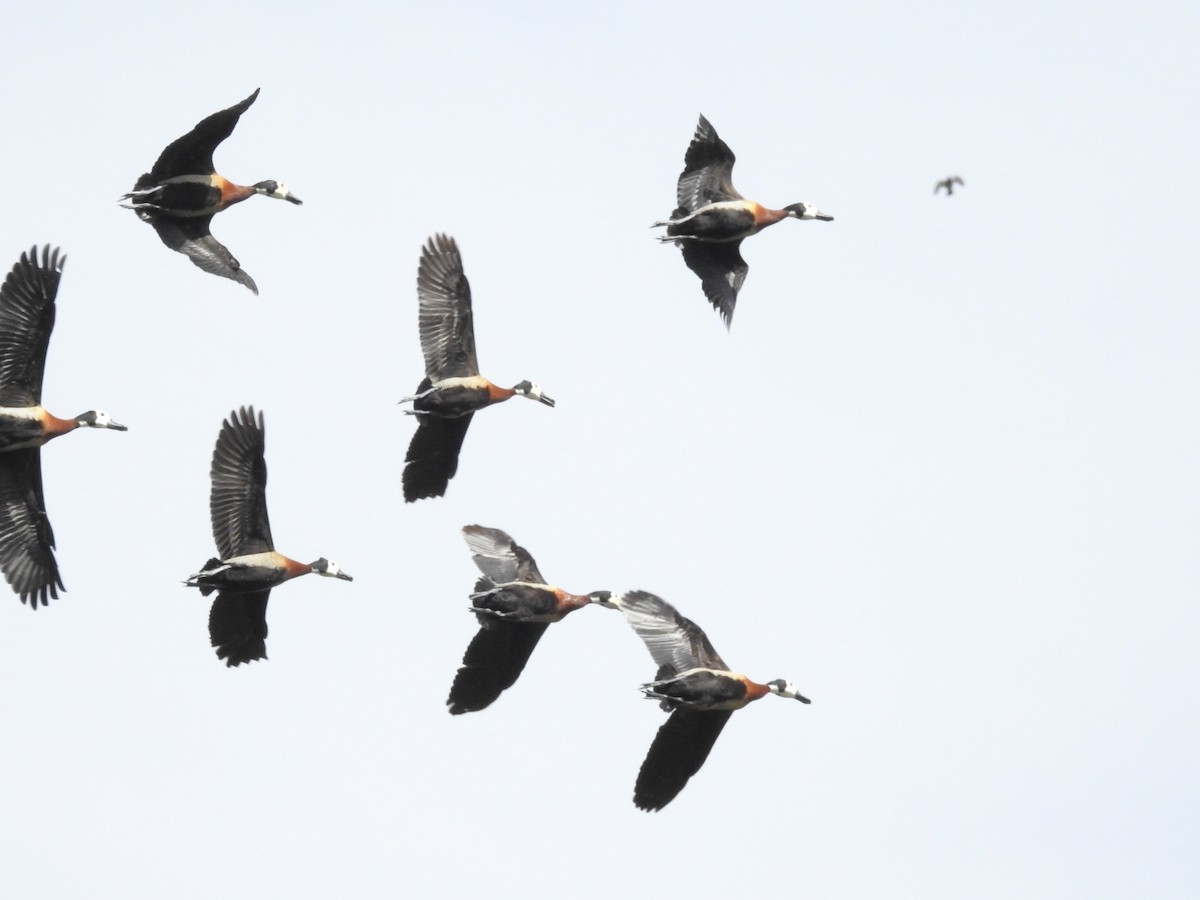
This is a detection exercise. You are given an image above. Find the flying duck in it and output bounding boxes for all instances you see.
[934,175,965,195]
[121,88,301,294]
[601,590,810,810]
[400,235,554,502]
[448,525,612,714]
[185,406,351,666]
[0,246,127,607]
[654,114,832,327]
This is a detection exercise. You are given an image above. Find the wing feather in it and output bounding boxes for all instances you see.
[461,525,546,585]
[416,234,478,380]
[446,620,549,714]
[209,406,272,559]
[402,412,473,502]
[138,88,260,185]
[634,709,732,811]
[143,215,258,294]
[0,449,61,607]
[208,589,270,667]
[612,590,728,674]
[679,240,747,328]
[675,115,741,214]
[0,245,62,406]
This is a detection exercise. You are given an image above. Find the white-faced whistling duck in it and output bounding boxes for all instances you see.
[185,407,351,666]
[447,525,612,714]
[400,235,554,502]
[0,246,127,608]
[934,175,965,196]
[653,115,833,328]
[120,88,301,295]
[598,590,810,811]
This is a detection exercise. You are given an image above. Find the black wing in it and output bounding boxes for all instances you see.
[143,214,258,294]
[634,708,732,811]
[137,88,260,185]
[0,245,62,406]
[210,406,272,559]
[402,411,473,502]
[0,449,62,608]
[446,619,550,714]
[416,234,478,381]
[679,240,747,329]
[676,114,741,214]
[461,525,546,585]
[209,590,270,667]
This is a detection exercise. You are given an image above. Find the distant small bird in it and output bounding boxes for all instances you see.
[400,235,554,502]
[121,88,302,294]
[0,246,127,608]
[654,115,832,327]
[934,175,964,196]
[600,590,810,811]
[185,407,351,666]
[447,525,612,714]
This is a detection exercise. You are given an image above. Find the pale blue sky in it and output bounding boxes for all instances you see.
[0,2,1197,897]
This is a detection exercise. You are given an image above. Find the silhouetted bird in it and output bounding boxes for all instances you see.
[447,525,612,714]
[934,175,965,196]
[400,235,553,502]
[600,590,810,810]
[185,407,351,666]
[0,246,127,608]
[654,115,832,327]
[122,89,301,293]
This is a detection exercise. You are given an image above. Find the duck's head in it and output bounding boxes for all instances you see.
[254,180,303,205]
[767,679,812,703]
[513,381,555,407]
[784,202,833,222]
[588,590,618,608]
[311,558,353,581]
[75,410,127,431]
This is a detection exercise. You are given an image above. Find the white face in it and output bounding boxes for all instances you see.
[263,182,297,201]
[769,680,800,698]
[81,410,126,430]
[517,382,555,407]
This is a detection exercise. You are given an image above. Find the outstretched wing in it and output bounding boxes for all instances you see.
[402,411,473,502]
[210,406,272,559]
[675,114,741,213]
[209,590,270,667]
[679,240,747,329]
[416,234,478,381]
[143,214,258,294]
[446,619,550,714]
[461,525,546,585]
[0,245,62,406]
[138,88,260,185]
[611,590,728,675]
[634,709,732,811]
[0,449,62,608]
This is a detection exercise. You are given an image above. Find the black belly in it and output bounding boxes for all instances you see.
[0,415,45,451]
[195,562,286,593]
[473,584,560,620]
[657,671,747,708]
[147,180,221,214]
[414,385,492,418]
[668,207,754,241]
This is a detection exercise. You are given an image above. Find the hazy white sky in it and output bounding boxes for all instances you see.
[1,2,1197,897]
